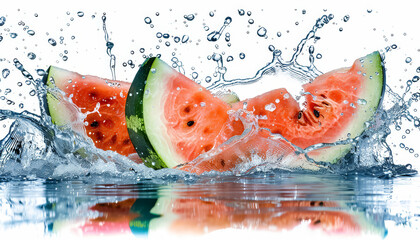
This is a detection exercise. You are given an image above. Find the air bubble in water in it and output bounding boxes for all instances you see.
[2,68,10,78]
[0,16,5,26]
[77,11,84,17]
[48,38,57,46]
[144,17,152,24]
[238,9,245,16]
[184,14,195,21]
[405,57,412,63]
[27,52,36,60]
[257,27,267,37]
[239,52,245,59]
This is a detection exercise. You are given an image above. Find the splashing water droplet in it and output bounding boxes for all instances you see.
[36,69,46,76]
[48,38,57,46]
[227,56,234,62]
[406,57,412,63]
[277,32,282,37]
[10,33,18,39]
[257,27,267,37]
[205,76,212,83]
[184,14,195,21]
[412,76,419,82]
[239,52,245,59]
[27,30,35,36]
[0,16,6,26]
[238,9,245,16]
[144,17,152,24]
[181,35,189,43]
[27,52,36,60]
[174,36,180,43]
[343,15,350,22]
[209,11,214,17]
[77,11,84,17]
[2,69,10,78]
[192,72,198,79]
[248,19,254,24]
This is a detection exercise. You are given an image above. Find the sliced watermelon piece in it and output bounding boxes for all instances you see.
[125,58,244,169]
[43,66,138,159]
[127,52,385,172]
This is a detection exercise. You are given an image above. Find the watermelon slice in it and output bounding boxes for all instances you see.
[126,51,385,172]
[43,66,138,159]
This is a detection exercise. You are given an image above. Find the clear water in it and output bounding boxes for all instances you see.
[1,2,420,238]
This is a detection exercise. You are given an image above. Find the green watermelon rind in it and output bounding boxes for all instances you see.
[125,58,171,169]
[42,66,83,128]
[307,51,385,165]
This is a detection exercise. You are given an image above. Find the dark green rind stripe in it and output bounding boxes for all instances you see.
[126,58,168,169]
[41,66,53,120]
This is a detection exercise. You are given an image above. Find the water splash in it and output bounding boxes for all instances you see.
[207,17,232,42]
[102,13,117,80]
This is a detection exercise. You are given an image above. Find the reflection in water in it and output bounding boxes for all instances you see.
[0,173,398,239]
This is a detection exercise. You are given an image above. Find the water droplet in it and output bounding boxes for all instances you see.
[405,129,411,134]
[227,56,234,62]
[29,90,36,96]
[0,16,6,26]
[184,14,195,21]
[413,76,419,82]
[2,68,10,78]
[248,19,254,24]
[48,38,57,46]
[400,143,405,148]
[343,15,350,22]
[276,32,282,37]
[238,9,245,16]
[139,48,145,53]
[268,45,275,52]
[302,9,306,14]
[144,17,152,24]
[367,9,372,13]
[339,27,343,32]
[205,76,212,83]
[257,27,267,37]
[27,52,36,60]
[192,72,198,79]
[209,11,214,17]
[0,36,3,42]
[316,53,322,59]
[19,103,24,109]
[391,44,397,49]
[27,30,35,36]
[36,69,46,76]
[309,45,315,54]
[181,35,189,43]
[416,67,420,73]
[77,11,84,17]
[265,103,276,112]
[174,36,180,43]
[247,11,252,16]
[10,33,18,38]
[239,52,245,59]
[405,57,412,63]
[357,99,367,105]
[62,55,68,61]
[163,33,170,39]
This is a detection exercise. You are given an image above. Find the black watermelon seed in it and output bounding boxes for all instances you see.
[187,120,194,127]
[314,109,320,118]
